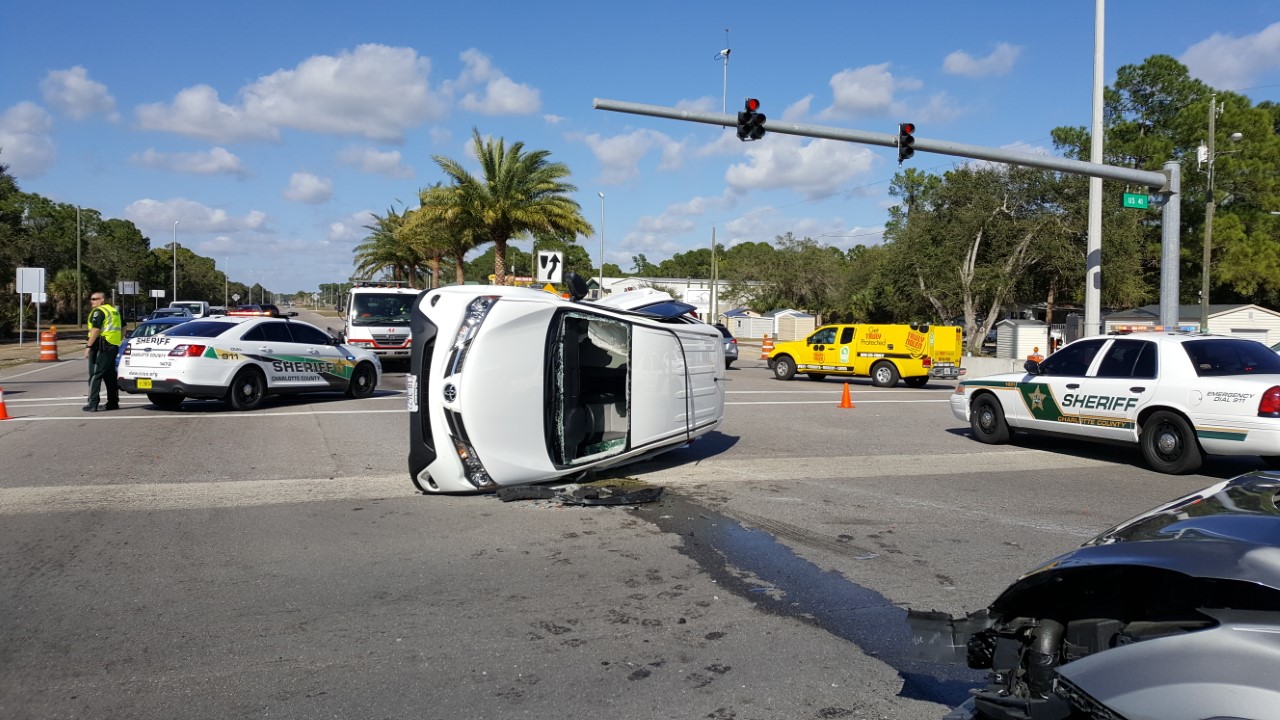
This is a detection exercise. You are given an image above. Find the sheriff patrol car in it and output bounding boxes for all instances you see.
[951,332,1280,474]
[117,316,381,411]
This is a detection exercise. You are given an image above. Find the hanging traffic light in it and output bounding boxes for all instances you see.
[897,122,916,163]
[737,98,766,141]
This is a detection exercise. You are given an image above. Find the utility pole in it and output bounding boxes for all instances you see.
[1201,93,1219,333]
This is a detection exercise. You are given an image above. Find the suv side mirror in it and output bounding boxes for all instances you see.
[1023,359,1042,374]
[565,272,589,302]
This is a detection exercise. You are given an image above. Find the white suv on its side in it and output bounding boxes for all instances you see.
[407,277,725,493]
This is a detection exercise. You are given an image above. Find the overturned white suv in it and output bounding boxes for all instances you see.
[407,275,725,493]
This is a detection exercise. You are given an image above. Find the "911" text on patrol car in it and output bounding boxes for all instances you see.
[951,332,1280,474]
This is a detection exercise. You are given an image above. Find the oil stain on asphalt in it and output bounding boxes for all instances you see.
[639,492,982,708]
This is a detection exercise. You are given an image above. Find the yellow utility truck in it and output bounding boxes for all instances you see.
[766,323,962,387]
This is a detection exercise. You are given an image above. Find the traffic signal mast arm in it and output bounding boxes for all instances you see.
[593,97,1168,190]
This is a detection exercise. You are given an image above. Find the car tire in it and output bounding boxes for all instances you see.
[227,368,267,411]
[903,376,929,388]
[1140,410,1203,474]
[345,362,378,399]
[871,361,899,387]
[725,359,733,370]
[772,355,796,381]
[806,373,827,381]
[970,394,1010,444]
[146,393,183,410]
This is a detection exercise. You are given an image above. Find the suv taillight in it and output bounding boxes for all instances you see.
[169,344,206,357]
[1258,386,1280,417]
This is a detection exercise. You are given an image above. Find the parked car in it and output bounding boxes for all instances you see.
[117,316,380,411]
[714,323,738,369]
[407,274,725,493]
[909,471,1280,720]
[228,304,282,317]
[951,331,1280,473]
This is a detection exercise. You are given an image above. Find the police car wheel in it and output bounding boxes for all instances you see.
[970,394,1010,444]
[147,392,183,410]
[1140,410,1202,474]
[227,368,267,411]
[871,361,899,388]
[773,356,796,381]
[345,362,377,399]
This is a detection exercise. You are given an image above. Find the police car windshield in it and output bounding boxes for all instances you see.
[161,320,238,338]
[1184,338,1280,377]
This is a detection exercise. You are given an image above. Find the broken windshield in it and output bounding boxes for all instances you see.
[550,312,631,466]
[351,294,414,326]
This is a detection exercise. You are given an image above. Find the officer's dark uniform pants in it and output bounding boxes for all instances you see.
[87,344,120,409]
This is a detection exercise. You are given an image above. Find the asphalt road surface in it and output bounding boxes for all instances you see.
[0,312,1252,719]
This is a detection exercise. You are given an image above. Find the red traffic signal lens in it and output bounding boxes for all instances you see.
[745,98,761,112]
[900,122,915,134]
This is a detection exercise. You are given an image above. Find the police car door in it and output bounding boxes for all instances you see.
[241,321,304,390]
[1073,338,1158,441]
[286,321,351,392]
[1017,338,1107,436]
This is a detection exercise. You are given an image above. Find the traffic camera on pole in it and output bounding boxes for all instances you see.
[897,122,916,163]
[736,98,766,141]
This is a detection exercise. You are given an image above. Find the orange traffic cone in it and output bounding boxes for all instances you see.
[0,386,11,420]
[838,382,854,409]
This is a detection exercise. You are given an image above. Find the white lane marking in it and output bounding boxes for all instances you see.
[727,389,952,394]
[1,408,406,421]
[0,475,418,515]
[0,362,68,381]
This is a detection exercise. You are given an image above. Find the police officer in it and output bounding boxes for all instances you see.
[84,291,122,412]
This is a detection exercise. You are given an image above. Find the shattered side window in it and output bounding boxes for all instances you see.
[551,312,631,465]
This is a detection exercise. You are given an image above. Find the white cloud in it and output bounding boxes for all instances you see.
[820,63,922,118]
[244,44,444,141]
[40,66,118,120]
[942,43,1022,77]
[136,44,445,143]
[283,172,334,204]
[130,146,248,177]
[1182,22,1280,90]
[619,192,737,259]
[675,96,719,114]
[724,136,877,198]
[136,85,278,143]
[337,145,413,179]
[0,102,56,179]
[450,49,540,115]
[328,209,377,243]
[123,198,268,235]
[580,128,686,184]
[543,114,565,124]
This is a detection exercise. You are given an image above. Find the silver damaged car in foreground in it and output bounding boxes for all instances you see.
[406,275,724,493]
[909,472,1280,720]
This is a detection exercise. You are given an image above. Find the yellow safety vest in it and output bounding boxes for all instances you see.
[93,303,123,346]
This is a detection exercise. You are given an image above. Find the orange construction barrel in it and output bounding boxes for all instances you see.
[39,329,60,362]
[761,336,774,360]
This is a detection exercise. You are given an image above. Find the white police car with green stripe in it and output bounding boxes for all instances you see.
[950,332,1280,474]
[117,316,381,411]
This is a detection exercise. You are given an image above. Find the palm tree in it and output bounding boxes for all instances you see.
[418,129,592,285]
[402,183,476,287]
[353,206,429,284]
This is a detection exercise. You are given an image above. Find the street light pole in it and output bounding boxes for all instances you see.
[597,192,605,298]
[172,220,180,303]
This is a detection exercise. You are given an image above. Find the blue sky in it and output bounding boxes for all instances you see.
[3,1,1279,293]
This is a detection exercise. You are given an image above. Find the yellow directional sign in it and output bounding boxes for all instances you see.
[543,283,557,293]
